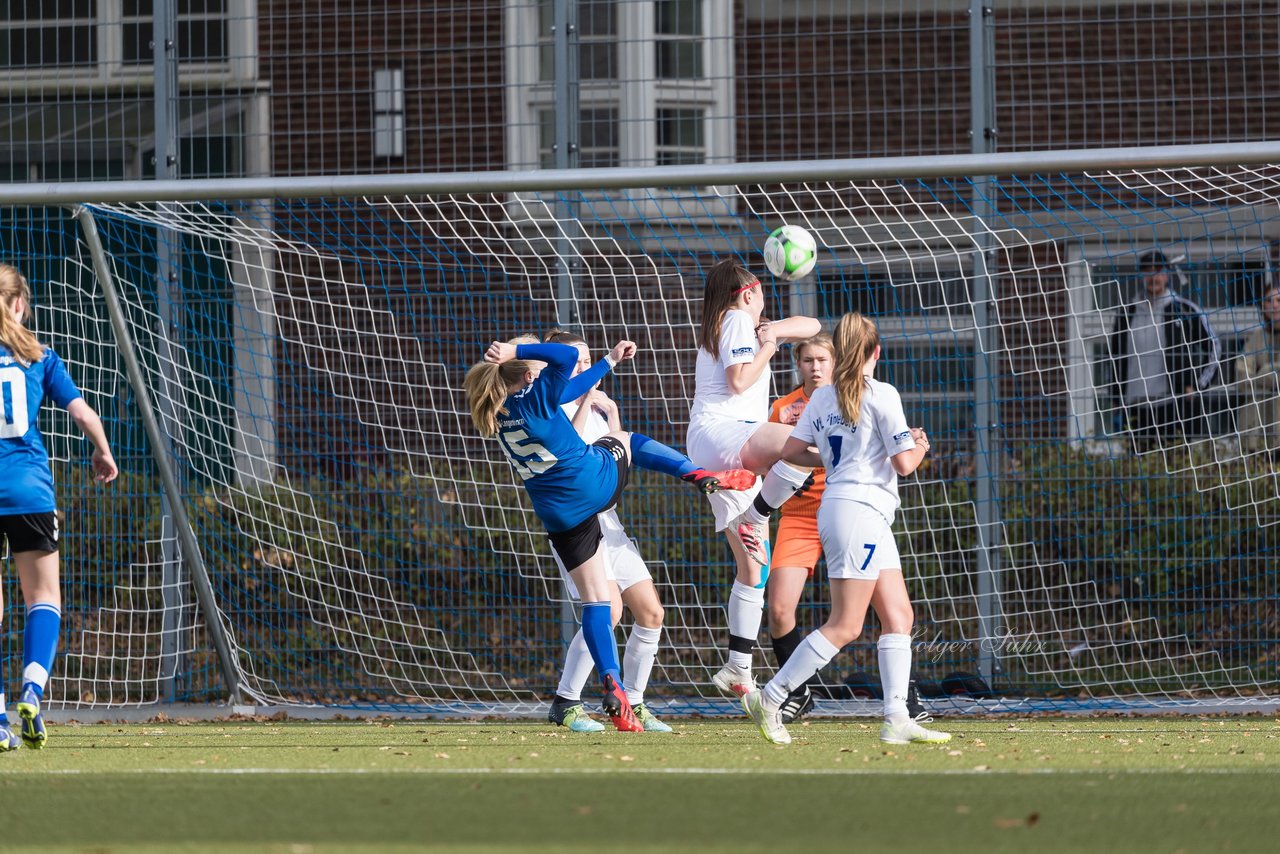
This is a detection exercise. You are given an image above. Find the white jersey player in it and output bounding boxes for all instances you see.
[741,312,951,747]
[544,332,673,734]
[686,257,821,698]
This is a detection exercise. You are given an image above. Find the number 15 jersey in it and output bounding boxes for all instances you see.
[496,343,619,534]
[788,379,915,523]
[0,346,83,515]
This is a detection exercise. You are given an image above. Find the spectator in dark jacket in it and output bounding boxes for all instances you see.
[1108,250,1220,447]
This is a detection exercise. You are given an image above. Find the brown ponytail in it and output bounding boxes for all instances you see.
[698,257,759,359]
[832,313,879,425]
[0,264,45,366]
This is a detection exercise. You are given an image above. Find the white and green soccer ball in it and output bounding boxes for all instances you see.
[763,225,818,281]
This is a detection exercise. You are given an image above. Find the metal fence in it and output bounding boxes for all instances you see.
[3,2,1280,713]
[3,2,1278,181]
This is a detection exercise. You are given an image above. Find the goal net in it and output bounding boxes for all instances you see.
[16,161,1280,712]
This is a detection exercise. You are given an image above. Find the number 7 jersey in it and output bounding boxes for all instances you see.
[0,346,83,514]
[788,379,916,523]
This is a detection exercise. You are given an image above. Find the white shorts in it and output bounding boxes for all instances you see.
[686,416,762,531]
[818,499,901,581]
[554,510,651,599]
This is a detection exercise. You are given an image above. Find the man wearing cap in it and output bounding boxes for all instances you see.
[1107,250,1220,448]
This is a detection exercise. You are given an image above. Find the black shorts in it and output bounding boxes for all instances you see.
[548,513,604,571]
[547,436,631,570]
[0,512,60,554]
[593,435,631,511]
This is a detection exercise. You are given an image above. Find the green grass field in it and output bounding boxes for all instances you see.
[0,716,1277,852]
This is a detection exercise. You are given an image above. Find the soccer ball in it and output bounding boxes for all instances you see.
[763,225,818,281]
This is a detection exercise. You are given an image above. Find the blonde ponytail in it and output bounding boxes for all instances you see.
[0,264,45,366]
[831,312,879,425]
[464,358,535,437]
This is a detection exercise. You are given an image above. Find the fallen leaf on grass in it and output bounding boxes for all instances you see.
[993,813,1040,829]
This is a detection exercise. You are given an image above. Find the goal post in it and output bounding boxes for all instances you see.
[5,142,1280,713]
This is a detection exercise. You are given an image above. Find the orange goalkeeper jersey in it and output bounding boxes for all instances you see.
[769,386,825,518]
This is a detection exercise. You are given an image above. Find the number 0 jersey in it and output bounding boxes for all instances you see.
[788,379,915,522]
[0,345,83,515]
[496,343,619,533]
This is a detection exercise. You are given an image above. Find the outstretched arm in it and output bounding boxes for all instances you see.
[766,316,822,342]
[560,340,636,403]
[514,342,580,376]
[66,398,118,482]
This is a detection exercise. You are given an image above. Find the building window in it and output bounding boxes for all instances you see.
[374,68,406,159]
[537,0,618,82]
[538,105,620,168]
[655,106,704,165]
[656,0,702,80]
[122,0,231,66]
[1,0,254,79]
[1,1,97,68]
[506,0,733,171]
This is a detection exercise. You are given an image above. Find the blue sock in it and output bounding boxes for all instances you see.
[630,433,698,479]
[23,602,61,700]
[580,602,623,686]
[0,692,7,726]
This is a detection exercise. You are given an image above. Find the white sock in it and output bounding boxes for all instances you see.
[727,581,764,670]
[742,461,811,524]
[623,624,662,705]
[556,628,595,702]
[0,692,5,723]
[764,630,841,706]
[878,632,913,722]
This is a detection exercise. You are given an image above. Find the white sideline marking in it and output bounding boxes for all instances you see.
[19,766,1280,777]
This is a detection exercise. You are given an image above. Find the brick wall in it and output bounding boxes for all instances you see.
[734,3,1280,161]
[259,0,507,177]
[251,2,1280,466]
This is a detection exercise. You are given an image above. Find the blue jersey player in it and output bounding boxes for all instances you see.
[465,337,753,731]
[0,265,118,753]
